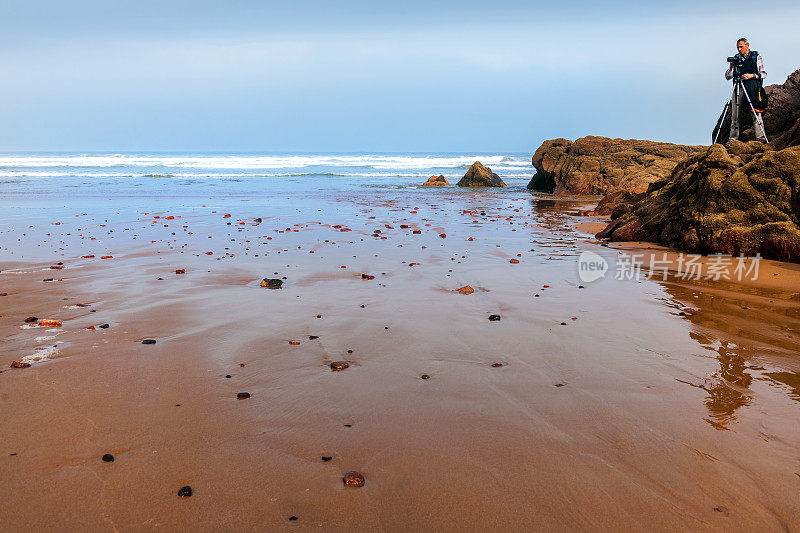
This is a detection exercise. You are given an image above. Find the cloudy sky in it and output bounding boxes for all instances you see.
[1,0,798,152]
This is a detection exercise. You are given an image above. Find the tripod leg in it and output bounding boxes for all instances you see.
[728,84,740,143]
[713,101,730,145]
[740,84,769,143]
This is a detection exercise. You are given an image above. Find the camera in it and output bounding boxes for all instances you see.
[727,55,744,78]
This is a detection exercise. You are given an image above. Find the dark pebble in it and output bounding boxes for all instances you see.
[420,374,430,380]
[343,471,365,487]
[288,516,298,521]
[491,363,504,368]
[330,361,349,371]
[309,335,319,340]
[554,383,565,387]
[321,456,333,462]
[98,324,109,329]
[24,317,38,323]
[260,278,283,289]
[102,453,115,462]
[237,392,251,399]
[177,486,193,497]
[225,375,231,378]
[488,315,501,321]
[141,339,156,344]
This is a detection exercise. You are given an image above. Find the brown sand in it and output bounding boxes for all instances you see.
[1,194,799,531]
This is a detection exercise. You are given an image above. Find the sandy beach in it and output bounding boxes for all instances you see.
[2,182,799,531]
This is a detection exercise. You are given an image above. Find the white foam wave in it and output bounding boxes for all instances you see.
[0,154,531,171]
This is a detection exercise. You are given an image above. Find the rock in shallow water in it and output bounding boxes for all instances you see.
[329,361,349,371]
[260,278,283,289]
[342,471,365,487]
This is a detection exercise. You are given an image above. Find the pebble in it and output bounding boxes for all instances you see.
[177,486,193,497]
[456,285,474,295]
[308,335,319,340]
[99,323,110,329]
[420,374,430,380]
[321,456,333,462]
[509,259,519,264]
[102,453,115,462]
[10,361,31,369]
[342,471,365,487]
[361,274,375,280]
[175,269,186,274]
[38,319,62,327]
[491,362,504,368]
[488,315,501,321]
[260,278,283,289]
[141,339,156,344]
[24,316,38,323]
[330,361,349,371]
[237,392,251,399]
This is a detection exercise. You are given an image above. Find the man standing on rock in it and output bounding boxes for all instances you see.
[726,37,767,143]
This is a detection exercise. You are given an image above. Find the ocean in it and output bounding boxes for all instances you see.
[0,152,534,198]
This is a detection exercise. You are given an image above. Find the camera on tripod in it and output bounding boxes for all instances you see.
[727,55,744,78]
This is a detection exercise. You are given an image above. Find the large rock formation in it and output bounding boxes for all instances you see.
[421,175,449,187]
[527,136,705,195]
[714,69,800,149]
[597,141,800,263]
[457,162,506,188]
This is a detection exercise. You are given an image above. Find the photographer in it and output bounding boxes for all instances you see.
[725,38,767,143]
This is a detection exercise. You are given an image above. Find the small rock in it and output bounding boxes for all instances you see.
[289,340,300,345]
[491,362,504,368]
[308,335,319,340]
[24,317,38,323]
[488,315,501,321]
[342,471,365,487]
[330,361,349,371]
[260,278,283,289]
[102,453,115,462]
[175,269,186,274]
[509,258,519,264]
[456,285,474,295]
[237,392,251,399]
[98,324,110,329]
[420,374,430,380]
[177,486,193,497]
[38,319,62,327]
[141,339,156,345]
[361,274,375,280]
[321,456,333,462]
[10,361,31,369]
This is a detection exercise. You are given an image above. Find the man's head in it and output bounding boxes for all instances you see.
[737,38,750,56]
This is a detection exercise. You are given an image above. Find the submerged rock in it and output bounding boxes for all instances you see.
[329,361,349,371]
[597,142,800,263]
[457,162,506,188]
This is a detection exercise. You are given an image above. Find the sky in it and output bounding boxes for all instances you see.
[1,0,799,152]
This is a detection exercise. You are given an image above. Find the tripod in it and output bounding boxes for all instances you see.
[713,76,768,144]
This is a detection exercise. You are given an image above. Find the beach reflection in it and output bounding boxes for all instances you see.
[657,278,800,429]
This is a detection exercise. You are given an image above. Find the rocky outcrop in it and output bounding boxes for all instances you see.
[457,162,506,188]
[597,141,800,263]
[714,69,800,149]
[527,136,705,195]
[421,175,449,186]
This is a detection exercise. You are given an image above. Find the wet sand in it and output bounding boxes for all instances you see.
[1,190,799,531]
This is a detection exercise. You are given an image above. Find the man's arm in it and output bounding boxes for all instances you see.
[757,53,766,80]
[725,63,734,80]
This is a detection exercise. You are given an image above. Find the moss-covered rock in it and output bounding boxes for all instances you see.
[597,141,800,263]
